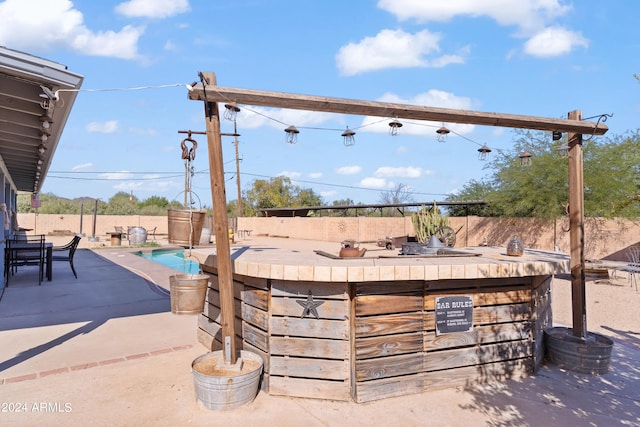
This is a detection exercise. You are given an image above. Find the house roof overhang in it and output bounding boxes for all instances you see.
[0,46,83,194]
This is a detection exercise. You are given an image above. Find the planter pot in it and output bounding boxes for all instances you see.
[544,326,614,374]
[192,350,264,411]
[169,274,209,315]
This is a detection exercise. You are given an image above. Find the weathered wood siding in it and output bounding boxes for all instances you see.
[197,264,552,403]
[268,280,351,401]
[353,276,551,402]
[199,264,271,388]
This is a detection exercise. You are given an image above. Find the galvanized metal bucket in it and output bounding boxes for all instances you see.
[192,350,264,411]
[128,226,147,246]
[169,273,208,315]
[167,208,205,246]
[544,326,614,374]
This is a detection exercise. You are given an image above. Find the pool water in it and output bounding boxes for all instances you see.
[137,249,201,274]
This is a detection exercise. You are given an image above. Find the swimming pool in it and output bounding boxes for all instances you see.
[136,249,201,274]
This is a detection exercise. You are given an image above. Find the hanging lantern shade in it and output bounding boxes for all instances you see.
[436,125,450,142]
[388,119,403,136]
[519,151,532,166]
[284,125,299,144]
[477,144,492,161]
[342,127,356,147]
[557,144,569,158]
[223,102,241,121]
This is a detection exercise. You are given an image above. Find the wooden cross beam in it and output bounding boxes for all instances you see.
[188,84,608,136]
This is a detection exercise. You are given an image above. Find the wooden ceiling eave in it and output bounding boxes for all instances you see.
[187,85,609,136]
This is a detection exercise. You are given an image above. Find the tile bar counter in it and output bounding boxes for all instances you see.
[197,238,570,403]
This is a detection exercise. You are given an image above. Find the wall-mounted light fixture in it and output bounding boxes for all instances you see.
[552,131,562,141]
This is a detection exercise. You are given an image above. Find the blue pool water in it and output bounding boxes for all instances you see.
[137,249,201,274]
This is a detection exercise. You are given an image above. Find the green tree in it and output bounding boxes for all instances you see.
[454,129,640,219]
[445,180,499,217]
[243,176,325,216]
[104,191,139,215]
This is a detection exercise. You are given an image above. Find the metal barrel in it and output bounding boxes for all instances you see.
[169,273,209,315]
[167,209,206,246]
[544,327,614,374]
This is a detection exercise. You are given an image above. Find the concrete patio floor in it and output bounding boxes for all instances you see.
[0,236,639,426]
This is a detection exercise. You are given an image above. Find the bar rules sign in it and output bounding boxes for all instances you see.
[435,295,474,335]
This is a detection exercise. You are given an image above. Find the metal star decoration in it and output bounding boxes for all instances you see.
[296,290,324,319]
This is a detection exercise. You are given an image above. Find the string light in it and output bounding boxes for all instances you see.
[388,119,403,136]
[341,127,356,146]
[284,125,299,144]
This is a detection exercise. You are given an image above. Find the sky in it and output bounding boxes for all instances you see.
[1,0,638,207]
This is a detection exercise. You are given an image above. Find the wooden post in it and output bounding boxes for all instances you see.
[567,109,587,339]
[201,72,238,363]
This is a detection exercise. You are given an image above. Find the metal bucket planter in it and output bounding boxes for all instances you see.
[167,208,206,246]
[169,274,209,315]
[192,350,264,411]
[544,326,614,374]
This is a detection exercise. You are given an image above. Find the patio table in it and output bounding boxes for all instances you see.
[5,240,53,282]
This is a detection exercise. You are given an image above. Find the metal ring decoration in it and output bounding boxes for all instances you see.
[180,137,197,161]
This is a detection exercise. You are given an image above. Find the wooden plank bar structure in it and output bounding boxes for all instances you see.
[189,71,608,392]
[197,244,565,402]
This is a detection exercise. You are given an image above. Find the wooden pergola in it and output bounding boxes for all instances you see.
[188,72,608,364]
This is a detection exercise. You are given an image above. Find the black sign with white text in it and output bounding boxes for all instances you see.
[435,295,474,335]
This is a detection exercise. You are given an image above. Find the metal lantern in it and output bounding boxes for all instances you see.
[388,119,403,136]
[341,127,356,147]
[436,125,450,142]
[477,144,491,161]
[284,125,299,144]
[519,151,532,166]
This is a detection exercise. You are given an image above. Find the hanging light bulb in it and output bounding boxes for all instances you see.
[477,144,492,161]
[342,127,356,147]
[388,119,403,136]
[223,102,241,121]
[556,143,569,158]
[38,144,46,154]
[40,114,53,131]
[436,125,450,142]
[40,131,49,143]
[284,125,299,144]
[519,151,532,166]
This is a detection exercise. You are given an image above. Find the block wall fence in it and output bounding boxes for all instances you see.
[17,213,640,260]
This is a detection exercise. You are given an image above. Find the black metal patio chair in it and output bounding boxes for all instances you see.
[6,234,46,286]
[51,235,82,278]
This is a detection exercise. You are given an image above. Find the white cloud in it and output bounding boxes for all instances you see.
[360,177,394,189]
[277,171,301,179]
[115,0,190,19]
[374,166,431,179]
[377,0,571,34]
[377,1,585,59]
[336,29,468,76]
[523,27,588,57]
[336,166,362,175]
[308,172,323,179]
[86,120,119,133]
[0,0,144,59]
[71,162,93,171]
[359,90,476,136]
[99,171,133,180]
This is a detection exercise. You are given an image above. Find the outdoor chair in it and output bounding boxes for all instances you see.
[146,226,157,241]
[6,234,46,286]
[51,235,82,279]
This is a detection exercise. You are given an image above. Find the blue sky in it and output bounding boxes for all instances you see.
[1,0,638,207]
